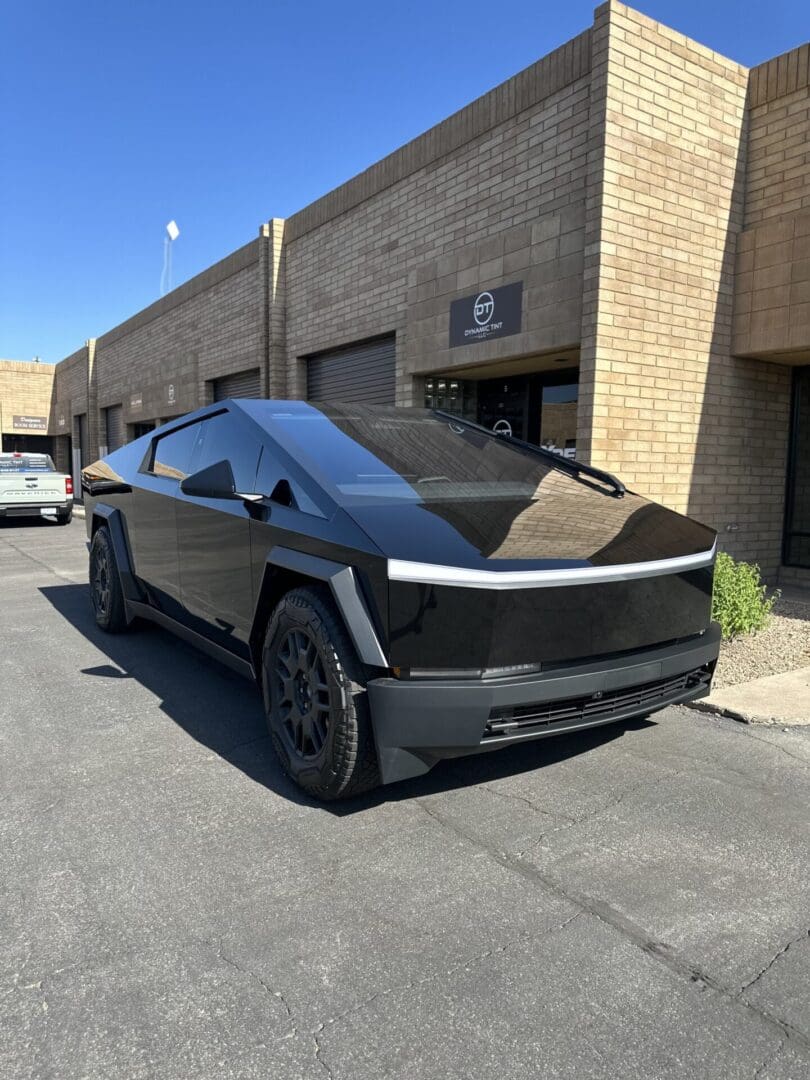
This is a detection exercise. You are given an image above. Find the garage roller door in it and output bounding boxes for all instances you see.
[212,367,261,401]
[104,405,124,452]
[307,336,395,405]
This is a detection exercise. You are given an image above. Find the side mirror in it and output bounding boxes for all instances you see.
[180,459,237,500]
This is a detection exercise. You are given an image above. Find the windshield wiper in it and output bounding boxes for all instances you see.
[432,409,626,499]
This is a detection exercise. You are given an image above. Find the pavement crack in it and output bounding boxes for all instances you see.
[753,1038,787,1080]
[739,729,810,770]
[213,939,297,1037]
[313,912,582,1039]
[313,1027,335,1079]
[414,795,810,1055]
[740,930,810,995]
[480,784,575,822]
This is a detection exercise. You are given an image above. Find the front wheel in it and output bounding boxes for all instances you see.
[262,585,380,801]
[89,526,129,633]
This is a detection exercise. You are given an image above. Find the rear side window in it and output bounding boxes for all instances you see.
[150,422,203,480]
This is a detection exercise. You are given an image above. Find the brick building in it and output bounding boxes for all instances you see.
[2,1,809,580]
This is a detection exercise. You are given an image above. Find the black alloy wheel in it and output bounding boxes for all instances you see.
[89,526,128,633]
[262,585,380,800]
[274,626,331,760]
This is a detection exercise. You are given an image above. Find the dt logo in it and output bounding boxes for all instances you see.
[473,291,494,326]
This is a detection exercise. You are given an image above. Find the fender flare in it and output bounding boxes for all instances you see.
[255,547,388,669]
[90,503,143,607]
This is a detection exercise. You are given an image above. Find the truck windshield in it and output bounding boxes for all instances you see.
[252,402,556,505]
[0,454,56,472]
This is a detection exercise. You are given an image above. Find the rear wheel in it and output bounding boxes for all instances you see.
[89,526,128,633]
[262,585,380,800]
[56,507,73,525]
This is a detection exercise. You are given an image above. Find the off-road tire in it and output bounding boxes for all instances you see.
[262,585,380,801]
[89,526,129,633]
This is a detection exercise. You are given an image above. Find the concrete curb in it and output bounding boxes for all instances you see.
[72,503,86,519]
[686,699,801,728]
[687,700,754,725]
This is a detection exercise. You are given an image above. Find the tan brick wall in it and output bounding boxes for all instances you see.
[0,360,56,436]
[733,210,810,358]
[745,45,810,228]
[579,0,791,576]
[282,32,592,400]
[53,346,88,433]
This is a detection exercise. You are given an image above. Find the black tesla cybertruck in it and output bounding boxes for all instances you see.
[82,400,720,800]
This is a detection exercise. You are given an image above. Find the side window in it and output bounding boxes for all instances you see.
[192,412,261,493]
[151,422,203,480]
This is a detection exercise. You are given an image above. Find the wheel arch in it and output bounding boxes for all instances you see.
[90,503,143,605]
[250,547,389,679]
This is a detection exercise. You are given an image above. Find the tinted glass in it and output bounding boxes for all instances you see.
[191,412,261,492]
[0,454,56,472]
[255,443,325,517]
[786,368,810,566]
[245,401,559,505]
[151,422,202,480]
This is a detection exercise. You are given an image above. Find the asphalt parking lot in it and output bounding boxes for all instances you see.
[2,518,810,1080]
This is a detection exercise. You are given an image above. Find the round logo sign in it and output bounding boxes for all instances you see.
[492,419,513,437]
[473,291,495,326]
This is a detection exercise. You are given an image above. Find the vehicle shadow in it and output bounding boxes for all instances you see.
[0,517,62,529]
[40,582,652,814]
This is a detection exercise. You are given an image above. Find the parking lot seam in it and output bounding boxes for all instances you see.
[414,796,810,1058]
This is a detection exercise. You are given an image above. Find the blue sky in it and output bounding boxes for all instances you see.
[1,0,806,364]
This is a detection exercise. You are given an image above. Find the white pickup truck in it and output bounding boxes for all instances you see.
[0,452,74,524]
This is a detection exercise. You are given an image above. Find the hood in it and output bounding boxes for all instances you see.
[346,471,715,571]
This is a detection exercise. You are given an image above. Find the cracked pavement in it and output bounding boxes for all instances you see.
[2,519,810,1079]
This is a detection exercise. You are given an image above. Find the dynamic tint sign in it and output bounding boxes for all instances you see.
[449,282,523,347]
[13,415,47,431]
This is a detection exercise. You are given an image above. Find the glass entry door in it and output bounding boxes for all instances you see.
[475,375,531,440]
[784,367,810,566]
[424,368,579,454]
[539,380,578,458]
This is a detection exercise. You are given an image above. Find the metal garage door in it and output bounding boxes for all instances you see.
[104,405,124,452]
[212,367,261,401]
[307,336,395,405]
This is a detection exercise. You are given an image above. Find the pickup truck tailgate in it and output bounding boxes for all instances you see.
[0,453,71,514]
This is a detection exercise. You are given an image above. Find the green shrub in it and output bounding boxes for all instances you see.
[711,551,778,640]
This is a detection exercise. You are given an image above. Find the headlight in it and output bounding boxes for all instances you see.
[404,662,542,680]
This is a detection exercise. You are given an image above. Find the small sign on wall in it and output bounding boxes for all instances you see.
[13,415,48,431]
[130,393,143,412]
[449,282,523,348]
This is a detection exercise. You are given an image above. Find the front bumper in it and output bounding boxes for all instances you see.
[366,623,721,784]
[0,501,72,518]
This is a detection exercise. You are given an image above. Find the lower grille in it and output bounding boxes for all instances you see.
[483,666,711,740]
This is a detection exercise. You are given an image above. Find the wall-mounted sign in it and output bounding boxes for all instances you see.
[130,393,143,412]
[13,415,48,431]
[167,383,176,405]
[449,281,523,348]
[58,413,66,428]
